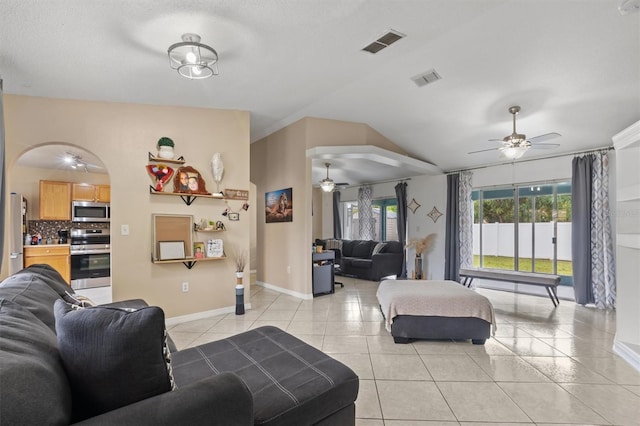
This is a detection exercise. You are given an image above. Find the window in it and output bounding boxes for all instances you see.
[472,181,572,283]
[342,198,398,241]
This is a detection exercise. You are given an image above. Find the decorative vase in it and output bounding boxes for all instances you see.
[414,255,423,280]
[235,272,245,315]
[157,145,175,159]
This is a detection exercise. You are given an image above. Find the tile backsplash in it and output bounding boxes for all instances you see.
[27,220,109,241]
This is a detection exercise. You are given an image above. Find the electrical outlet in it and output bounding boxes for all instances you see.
[287,265,291,274]
[182,282,189,292]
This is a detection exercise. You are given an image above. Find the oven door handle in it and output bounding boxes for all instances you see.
[71,250,111,255]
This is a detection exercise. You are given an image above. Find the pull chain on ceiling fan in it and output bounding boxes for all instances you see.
[320,163,335,192]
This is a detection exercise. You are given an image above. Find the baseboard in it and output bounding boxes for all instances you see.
[613,339,640,372]
[256,280,313,300]
[165,302,253,326]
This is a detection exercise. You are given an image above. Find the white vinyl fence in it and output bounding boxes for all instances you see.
[473,222,572,261]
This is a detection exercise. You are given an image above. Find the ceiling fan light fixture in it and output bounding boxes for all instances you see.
[168,33,219,80]
[500,145,529,159]
[320,162,336,192]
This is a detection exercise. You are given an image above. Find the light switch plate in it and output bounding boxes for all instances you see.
[121,224,130,236]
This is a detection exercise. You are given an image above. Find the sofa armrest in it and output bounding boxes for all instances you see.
[371,253,403,279]
[73,372,253,426]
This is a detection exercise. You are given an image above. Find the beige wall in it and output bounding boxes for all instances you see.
[251,119,312,297]
[250,116,407,296]
[3,95,250,318]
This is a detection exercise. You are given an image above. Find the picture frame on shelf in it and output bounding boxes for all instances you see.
[193,242,205,259]
[158,241,186,260]
[173,166,211,195]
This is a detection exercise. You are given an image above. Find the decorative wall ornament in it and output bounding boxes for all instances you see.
[146,164,174,192]
[427,206,443,223]
[211,153,224,193]
[408,198,421,214]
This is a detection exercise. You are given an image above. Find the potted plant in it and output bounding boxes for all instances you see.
[156,137,175,159]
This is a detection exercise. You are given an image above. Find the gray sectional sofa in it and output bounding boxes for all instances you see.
[318,239,404,281]
[0,264,359,425]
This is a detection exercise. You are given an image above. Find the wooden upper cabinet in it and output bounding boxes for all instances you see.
[39,180,71,220]
[72,183,110,202]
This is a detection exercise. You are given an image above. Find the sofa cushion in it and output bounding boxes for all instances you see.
[171,326,359,426]
[350,258,373,269]
[54,300,174,421]
[16,264,74,297]
[341,239,356,257]
[0,298,72,425]
[0,268,64,331]
[382,241,403,254]
[352,240,375,258]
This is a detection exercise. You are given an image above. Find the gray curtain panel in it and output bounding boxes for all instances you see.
[571,155,594,305]
[333,191,342,239]
[394,181,408,278]
[445,173,460,281]
[0,79,5,272]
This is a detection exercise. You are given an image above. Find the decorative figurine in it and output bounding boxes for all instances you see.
[211,153,224,194]
[146,164,174,192]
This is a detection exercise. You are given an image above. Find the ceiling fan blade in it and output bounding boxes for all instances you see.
[468,147,499,154]
[528,132,561,143]
[529,143,560,150]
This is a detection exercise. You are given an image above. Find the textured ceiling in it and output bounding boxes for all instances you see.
[2,0,639,183]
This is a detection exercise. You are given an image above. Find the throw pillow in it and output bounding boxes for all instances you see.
[372,242,387,255]
[54,300,174,421]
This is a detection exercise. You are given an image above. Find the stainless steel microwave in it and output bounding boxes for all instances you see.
[71,201,110,222]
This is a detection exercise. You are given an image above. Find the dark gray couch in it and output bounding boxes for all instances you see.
[0,264,359,425]
[318,239,404,281]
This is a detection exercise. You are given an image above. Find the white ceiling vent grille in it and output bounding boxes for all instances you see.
[411,69,442,87]
[361,30,405,54]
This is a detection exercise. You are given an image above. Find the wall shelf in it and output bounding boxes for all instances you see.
[151,256,226,269]
[148,152,185,164]
[149,187,224,205]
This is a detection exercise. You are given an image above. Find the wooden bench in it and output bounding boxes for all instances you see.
[459,267,561,307]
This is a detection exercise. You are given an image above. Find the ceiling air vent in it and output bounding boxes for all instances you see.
[411,69,442,88]
[361,29,405,54]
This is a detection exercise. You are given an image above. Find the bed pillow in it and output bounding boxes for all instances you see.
[54,300,174,421]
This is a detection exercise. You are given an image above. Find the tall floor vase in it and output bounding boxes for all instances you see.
[235,272,245,315]
[414,255,423,280]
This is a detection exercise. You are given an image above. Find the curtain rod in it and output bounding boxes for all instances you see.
[342,177,411,189]
[445,145,614,175]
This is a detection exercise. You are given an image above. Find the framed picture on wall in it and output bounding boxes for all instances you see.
[265,187,293,223]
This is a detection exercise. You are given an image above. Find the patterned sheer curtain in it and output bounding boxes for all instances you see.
[459,171,473,269]
[591,152,616,309]
[358,185,374,240]
[571,151,616,308]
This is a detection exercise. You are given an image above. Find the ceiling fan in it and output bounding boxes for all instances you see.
[64,152,98,173]
[319,163,349,192]
[469,106,561,159]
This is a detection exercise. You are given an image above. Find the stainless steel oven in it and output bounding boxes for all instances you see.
[70,228,111,289]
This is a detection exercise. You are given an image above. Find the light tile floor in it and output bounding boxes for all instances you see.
[167,276,640,425]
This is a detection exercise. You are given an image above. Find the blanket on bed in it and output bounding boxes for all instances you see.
[376,280,496,333]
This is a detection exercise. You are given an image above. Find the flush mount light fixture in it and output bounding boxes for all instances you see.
[168,33,219,79]
[320,163,336,192]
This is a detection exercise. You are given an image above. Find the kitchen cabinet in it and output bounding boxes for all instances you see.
[72,183,110,202]
[39,180,71,220]
[24,245,71,284]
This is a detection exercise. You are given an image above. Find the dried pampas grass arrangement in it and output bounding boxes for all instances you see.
[405,233,437,256]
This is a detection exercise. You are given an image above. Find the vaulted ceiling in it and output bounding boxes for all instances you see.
[2,0,638,183]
